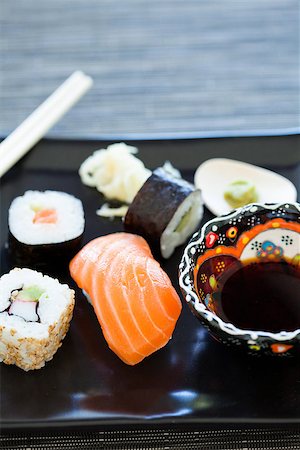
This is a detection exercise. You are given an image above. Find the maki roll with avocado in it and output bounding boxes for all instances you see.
[0,268,75,371]
[124,167,203,258]
[8,190,85,271]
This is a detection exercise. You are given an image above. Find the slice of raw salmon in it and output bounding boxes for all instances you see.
[70,232,182,365]
[33,208,57,224]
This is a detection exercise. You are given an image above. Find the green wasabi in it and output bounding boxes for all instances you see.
[224,180,258,209]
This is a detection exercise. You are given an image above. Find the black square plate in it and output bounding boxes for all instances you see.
[0,133,299,433]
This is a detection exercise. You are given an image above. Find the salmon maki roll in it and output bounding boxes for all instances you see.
[70,233,182,365]
[8,190,85,271]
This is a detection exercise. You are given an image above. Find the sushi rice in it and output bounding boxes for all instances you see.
[0,268,75,371]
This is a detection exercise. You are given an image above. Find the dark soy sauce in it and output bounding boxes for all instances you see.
[215,262,300,333]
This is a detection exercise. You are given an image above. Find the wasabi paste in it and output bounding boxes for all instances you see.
[224,180,258,208]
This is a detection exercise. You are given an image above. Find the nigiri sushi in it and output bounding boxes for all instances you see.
[70,232,182,365]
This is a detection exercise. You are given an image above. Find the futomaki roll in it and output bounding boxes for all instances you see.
[124,168,203,258]
[0,268,75,371]
[8,190,84,270]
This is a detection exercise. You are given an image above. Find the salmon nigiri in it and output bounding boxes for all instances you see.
[70,232,182,365]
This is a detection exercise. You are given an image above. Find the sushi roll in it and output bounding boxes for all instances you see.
[8,190,84,270]
[124,168,203,258]
[0,268,75,371]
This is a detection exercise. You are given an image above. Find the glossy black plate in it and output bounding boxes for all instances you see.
[0,134,299,432]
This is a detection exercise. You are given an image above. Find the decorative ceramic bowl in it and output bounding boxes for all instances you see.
[179,203,300,356]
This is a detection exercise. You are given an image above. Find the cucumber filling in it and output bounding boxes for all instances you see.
[161,190,203,259]
[175,208,193,233]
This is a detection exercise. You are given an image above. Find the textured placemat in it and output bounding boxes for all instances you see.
[1,0,299,137]
[1,427,300,450]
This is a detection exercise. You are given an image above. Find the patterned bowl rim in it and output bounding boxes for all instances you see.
[178,202,300,342]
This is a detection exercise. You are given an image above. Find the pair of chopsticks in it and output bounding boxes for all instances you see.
[0,71,93,178]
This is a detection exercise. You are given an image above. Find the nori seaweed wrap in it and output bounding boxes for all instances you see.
[124,168,203,258]
[8,232,83,273]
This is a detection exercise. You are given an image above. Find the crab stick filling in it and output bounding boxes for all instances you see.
[8,285,44,322]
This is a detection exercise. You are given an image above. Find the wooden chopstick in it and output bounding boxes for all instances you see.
[0,71,93,178]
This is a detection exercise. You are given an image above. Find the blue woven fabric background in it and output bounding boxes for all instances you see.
[1,0,299,137]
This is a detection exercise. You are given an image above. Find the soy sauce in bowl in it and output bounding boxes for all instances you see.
[214,262,300,333]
